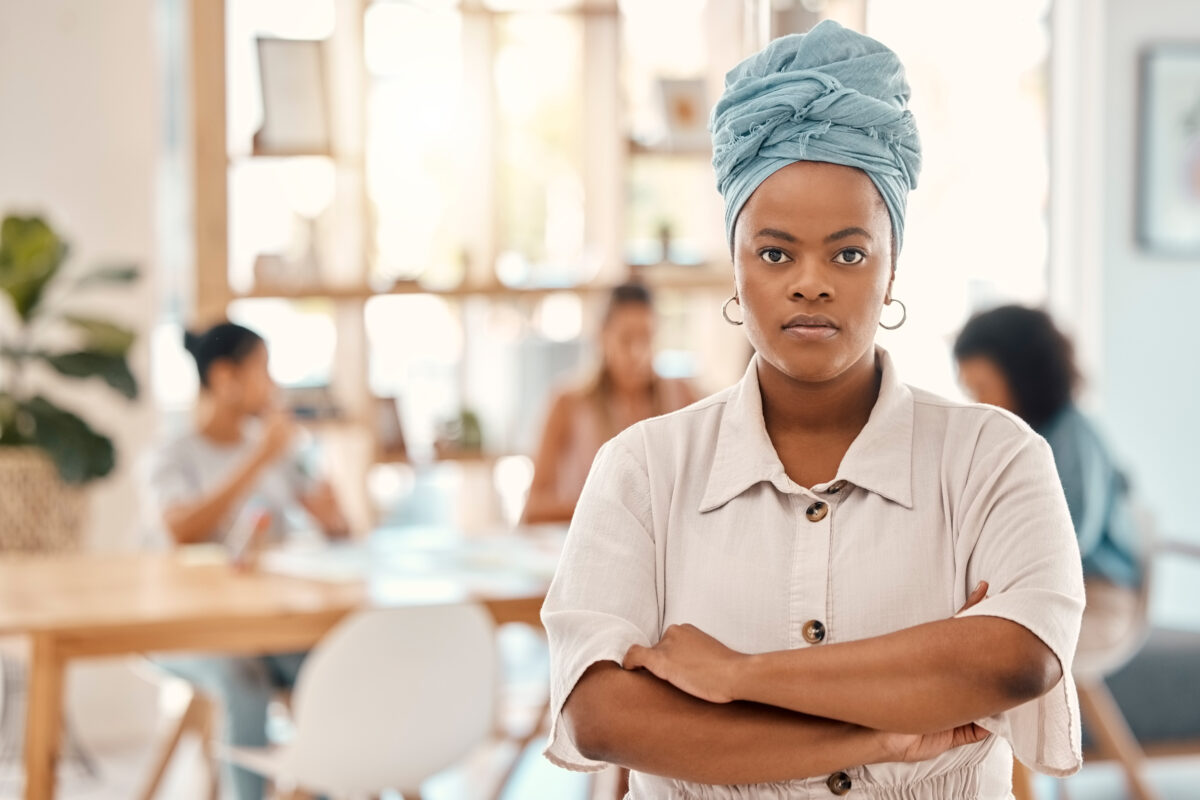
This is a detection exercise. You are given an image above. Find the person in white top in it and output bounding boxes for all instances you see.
[541,20,1085,800]
[146,322,348,800]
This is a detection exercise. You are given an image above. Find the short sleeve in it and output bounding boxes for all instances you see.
[540,436,661,772]
[283,446,319,498]
[954,426,1086,777]
[146,440,201,519]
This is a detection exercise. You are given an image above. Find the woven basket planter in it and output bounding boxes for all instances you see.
[0,448,85,553]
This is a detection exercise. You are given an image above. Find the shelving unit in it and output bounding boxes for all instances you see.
[190,0,756,530]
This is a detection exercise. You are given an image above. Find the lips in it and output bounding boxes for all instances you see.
[782,313,838,331]
[782,313,838,341]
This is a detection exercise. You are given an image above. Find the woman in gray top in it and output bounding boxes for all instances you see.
[147,322,348,800]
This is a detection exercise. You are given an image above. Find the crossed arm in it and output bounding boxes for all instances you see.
[563,582,1062,784]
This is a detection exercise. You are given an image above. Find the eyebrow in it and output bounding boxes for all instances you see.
[825,227,873,242]
[754,228,797,243]
[754,226,874,244]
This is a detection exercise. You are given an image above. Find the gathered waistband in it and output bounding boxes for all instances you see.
[633,758,1012,800]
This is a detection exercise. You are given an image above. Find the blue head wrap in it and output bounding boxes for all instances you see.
[710,20,921,255]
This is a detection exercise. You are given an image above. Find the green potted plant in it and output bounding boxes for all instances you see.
[0,215,139,551]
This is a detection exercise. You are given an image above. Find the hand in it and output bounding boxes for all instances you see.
[303,482,351,539]
[873,582,993,762]
[623,623,747,704]
[256,407,297,466]
[879,722,991,763]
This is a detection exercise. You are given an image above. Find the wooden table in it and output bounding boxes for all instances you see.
[0,526,560,800]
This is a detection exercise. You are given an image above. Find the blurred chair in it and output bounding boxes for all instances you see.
[219,603,497,800]
[135,671,218,800]
[1015,508,1200,800]
[1068,504,1159,800]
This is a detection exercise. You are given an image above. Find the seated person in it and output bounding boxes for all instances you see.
[146,322,347,800]
[522,282,699,524]
[955,305,1142,671]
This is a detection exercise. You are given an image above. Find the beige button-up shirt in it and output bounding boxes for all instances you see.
[542,348,1085,799]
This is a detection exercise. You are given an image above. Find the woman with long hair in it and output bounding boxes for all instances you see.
[523,282,698,524]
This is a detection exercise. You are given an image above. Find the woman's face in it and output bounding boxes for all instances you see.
[602,303,656,393]
[209,342,277,416]
[957,356,1017,414]
[733,160,895,386]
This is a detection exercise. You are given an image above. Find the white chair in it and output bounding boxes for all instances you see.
[220,602,497,800]
[1015,504,1194,800]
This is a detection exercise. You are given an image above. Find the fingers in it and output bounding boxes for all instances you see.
[958,580,989,614]
[953,722,991,748]
[623,644,650,671]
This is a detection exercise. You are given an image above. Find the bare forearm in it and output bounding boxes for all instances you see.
[300,482,350,537]
[733,617,1061,734]
[165,452,269,544]
[565,663,889,785]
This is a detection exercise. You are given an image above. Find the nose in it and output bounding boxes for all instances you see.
[786,258,833,301]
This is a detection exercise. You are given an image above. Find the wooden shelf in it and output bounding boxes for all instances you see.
[628,139,712,158]
[373,449,510,466]
[237,269,732,303]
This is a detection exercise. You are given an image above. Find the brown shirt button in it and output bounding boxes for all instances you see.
[828,480,848,494]
[802,619,826,644]
[827,771,852,795]
[805,501,828,521]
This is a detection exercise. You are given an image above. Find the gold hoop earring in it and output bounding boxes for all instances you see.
[722,295,744,326]
[879,298,907,330]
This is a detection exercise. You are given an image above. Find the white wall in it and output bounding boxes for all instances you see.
[1091,0,1200,543]
[0,0,164,748]
[0,0,160,553]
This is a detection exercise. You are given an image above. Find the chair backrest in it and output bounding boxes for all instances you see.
[279,602,496,795]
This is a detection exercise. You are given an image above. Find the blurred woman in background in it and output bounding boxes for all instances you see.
[150,322,347,545]
[522,282,699,524]
[955,305,1142,666]
[146,321,347,800]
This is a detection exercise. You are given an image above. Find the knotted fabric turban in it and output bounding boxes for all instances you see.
[710,20,922,255]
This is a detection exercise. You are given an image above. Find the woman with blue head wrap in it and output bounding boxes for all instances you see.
[543,21,1085,799]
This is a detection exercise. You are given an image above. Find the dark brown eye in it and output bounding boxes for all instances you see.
[834,248,866,265]
[760,248,790,264]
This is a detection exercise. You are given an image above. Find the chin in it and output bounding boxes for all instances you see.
[763,342,863,385]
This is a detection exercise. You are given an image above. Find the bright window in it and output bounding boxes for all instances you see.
[867,0,1052,396]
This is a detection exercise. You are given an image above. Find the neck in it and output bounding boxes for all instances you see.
[757,348,881,438]
[197,398,244,444]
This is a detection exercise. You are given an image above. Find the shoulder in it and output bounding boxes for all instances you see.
[608,384,735,465]
[908,384,1047,464]
[548,380,595,414]
[1040,404,1115,466]
[145,430,209,491]
[658,376,702,408]
[1041,404,1102,446]
[152,430,206,465]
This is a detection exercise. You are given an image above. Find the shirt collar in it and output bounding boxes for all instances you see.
[699,347,914,513]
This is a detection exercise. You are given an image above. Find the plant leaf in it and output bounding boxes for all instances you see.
[20,395,115,484]
[0,215,68,320]
[74,264,139,288]
[42,351,139,400]
[63,316,136,356]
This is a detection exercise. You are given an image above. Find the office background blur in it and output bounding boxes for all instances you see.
[1,0,1199,797]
